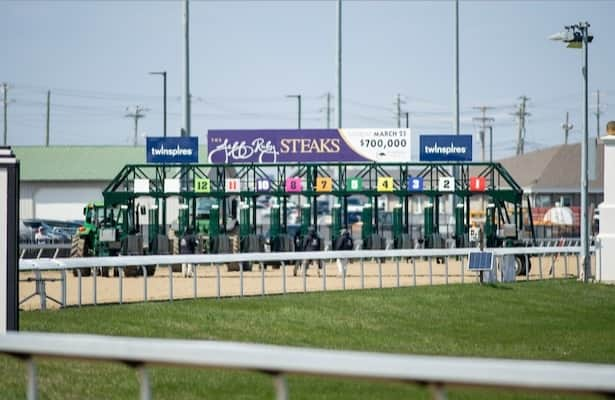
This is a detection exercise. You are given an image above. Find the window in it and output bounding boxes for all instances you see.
[535,195,552,208]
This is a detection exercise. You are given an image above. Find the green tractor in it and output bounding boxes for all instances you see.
[70,201,123,277]
[71,201,157,277]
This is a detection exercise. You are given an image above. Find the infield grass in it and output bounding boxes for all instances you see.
[1,279,615,399]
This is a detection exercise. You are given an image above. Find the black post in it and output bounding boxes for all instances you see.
[1,147,19,332]
[162,71,167,138]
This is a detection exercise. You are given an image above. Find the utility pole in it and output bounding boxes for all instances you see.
[286,95,301,129]
[149,71,167,137]
[2,83,7,146]
[336,0,342,128]
[452,0,461,213]
[183,0,191,138]
[595,90,602,138]
[514,96,530,155]
[125,106,147,146]
[45,90,51,147]
[403,112,409,129]
[472,106,494,162]
[322,92,334,129]
[562,111,574,145]
[395,94,405,128]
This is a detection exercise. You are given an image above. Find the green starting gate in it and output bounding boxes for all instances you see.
[101,161,525,248]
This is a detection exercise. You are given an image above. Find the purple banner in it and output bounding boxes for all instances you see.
[208,129,412,163]
[207,129,370,164]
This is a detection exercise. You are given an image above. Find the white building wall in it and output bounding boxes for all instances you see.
[20,181,106,221]
[19,185,35,220]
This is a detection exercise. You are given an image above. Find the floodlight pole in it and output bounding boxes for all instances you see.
[337,0,342,129]
[550,22,591,282]
[149,71,167,138]
[453,0,461,218]
[183,0,191,138]
[581,22,590,282]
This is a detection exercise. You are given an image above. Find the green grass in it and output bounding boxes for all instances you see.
[2,280,615,399]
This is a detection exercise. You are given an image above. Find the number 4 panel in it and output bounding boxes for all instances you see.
[377,177,394,192]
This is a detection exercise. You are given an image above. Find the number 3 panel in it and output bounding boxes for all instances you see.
[407,176,424,192]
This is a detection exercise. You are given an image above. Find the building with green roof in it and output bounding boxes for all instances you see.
[13,145,208,220]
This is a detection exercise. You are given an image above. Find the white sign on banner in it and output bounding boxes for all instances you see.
[339,128,411,162]
[133,179,150,193]
[438,177,455,192]
[164,179,181,193]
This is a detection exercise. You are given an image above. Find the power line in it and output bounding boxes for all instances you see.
[562,111,574,145]
[320,92,334,129]
[124,105,148,147]
[513,96,530,155]
[394,94,406,128]
[594,90,603,138]
[472,106,495,162]
[345,99,391,112]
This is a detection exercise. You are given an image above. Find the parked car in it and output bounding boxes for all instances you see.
[19,220,34,243]
[43,219,82,237]
[21,219,71,243]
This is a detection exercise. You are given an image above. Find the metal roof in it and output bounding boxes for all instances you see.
[498,142,604,193]
[12,146,209,181]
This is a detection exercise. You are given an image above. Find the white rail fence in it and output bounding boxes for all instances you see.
[19,243,71,260]
[18,246,594,309]
[0,332,614,400]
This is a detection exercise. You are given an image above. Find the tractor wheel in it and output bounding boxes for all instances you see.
[515,255,532,276]
[70,235,92,277]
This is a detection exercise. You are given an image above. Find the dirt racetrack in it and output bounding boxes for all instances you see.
[19,253,594,311]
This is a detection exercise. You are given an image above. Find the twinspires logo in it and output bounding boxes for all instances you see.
[419,134,472,161]
[151,144,193,157]
[424,142,467,155]
[146,137,199,164]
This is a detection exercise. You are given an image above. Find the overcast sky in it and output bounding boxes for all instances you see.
[1,0,613,160]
